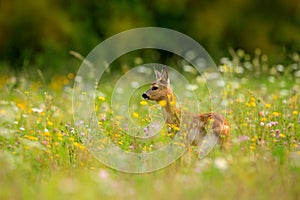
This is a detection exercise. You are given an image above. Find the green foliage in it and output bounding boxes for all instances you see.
[0,0,300,70]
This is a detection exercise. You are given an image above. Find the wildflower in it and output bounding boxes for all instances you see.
[261,117,267,122]
[67,73,74,80]
[260,122,265,127]
[272,112,280,117]
[140,100,148,106]
[293,110,298,115]
[238,135,249,142]
[132,112,139,118]
[47,121,54,126]
[43,131,51,136]
[259,111,264,117]
[98,96,105,101]
[170,100,176,106]
[149,145,153,151]
[173,126,180,131]
[265,103,271,108]
[142,146,147,152]
[161,130,166,137]
[25,135,38,141]
[129,145,135,150]
[118,141,123,145]
[24,146,30,150]
[73,142,80,147]
[279,133,286,138]
[17,103,26,110]
[98,169,109,180]
[143,127,149,133]
[158,100,167,107]
[214,157,228,171]
[251,135,258,142]
[32,108,43,113]
[266,121,278,127]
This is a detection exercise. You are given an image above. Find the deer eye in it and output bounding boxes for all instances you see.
[152,86,158,90]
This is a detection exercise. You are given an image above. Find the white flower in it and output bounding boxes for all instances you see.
[214,157,228,171]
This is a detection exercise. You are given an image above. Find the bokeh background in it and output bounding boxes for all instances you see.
[0,0,299,72]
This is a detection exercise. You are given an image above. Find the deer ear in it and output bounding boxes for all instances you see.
[161,66,169,85]
[154,67,161,80]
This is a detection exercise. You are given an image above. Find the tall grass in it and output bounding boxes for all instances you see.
[0,51,299,199]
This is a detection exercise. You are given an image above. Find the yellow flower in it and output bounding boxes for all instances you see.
[251,135,258,142]
[47,121,53,126]
[173,126,180,131]
[142,146,147,152]
[293,110,298,115]
[279,133,286,138]
[57,133,63,137]
[261,117,267,122]
[43,131,51,136]
[250,145,255,150]
[140,100,148,106]
[265,103,271,108]
[170,100,176,106]
[67,73,74,79]
[118,140,123,145]
[223,64,229,72]
[158,100,167,107]
[272,112,280,117]
[98,96,106,101]
[73,142,80,147]
[132,112,139,118]
[17,103,26,110]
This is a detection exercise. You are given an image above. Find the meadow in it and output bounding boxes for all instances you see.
[0,50,300,200]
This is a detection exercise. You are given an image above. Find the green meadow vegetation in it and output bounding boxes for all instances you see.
[0,49,299,199]
[1,0,300,199]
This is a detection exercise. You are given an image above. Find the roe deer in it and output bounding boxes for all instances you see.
[142,67,231,151]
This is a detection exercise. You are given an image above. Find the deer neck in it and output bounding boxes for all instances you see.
[160,91,180,126]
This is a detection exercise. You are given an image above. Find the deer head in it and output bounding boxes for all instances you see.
[142,67,172,102]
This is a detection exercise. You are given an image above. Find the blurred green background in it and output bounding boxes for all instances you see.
[0,0,299,71]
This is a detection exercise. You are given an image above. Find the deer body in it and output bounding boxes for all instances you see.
[142,67,231,149]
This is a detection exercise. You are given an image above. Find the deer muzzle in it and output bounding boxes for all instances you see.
[142,93,149,100]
